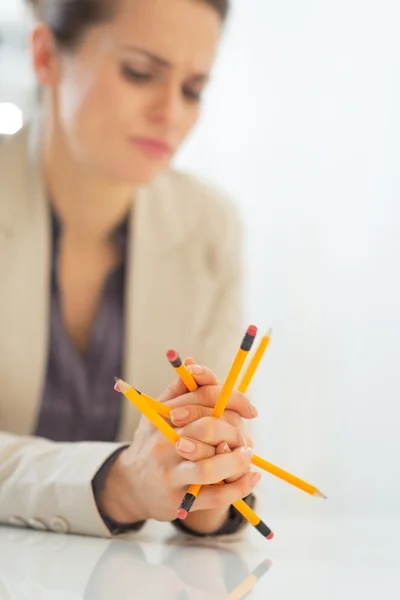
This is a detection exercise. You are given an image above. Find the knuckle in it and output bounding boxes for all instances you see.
[199,384,222,407]
[159,466,171,489]
[197,386,210,404]
[231,390,246,409]
[203,443,216,459]
[193,405,205,421]
[239,476,252,498]
[245,435,254,448]
[224,410,241,427]
[211,489,227,509]
[239,451,252,470]
[236,430,247,449]
[192,441,212,461]
[197,417,214,442]
[194,460,213,483]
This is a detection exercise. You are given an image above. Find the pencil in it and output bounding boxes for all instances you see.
[166,350,198,392]
[232,499,273,540]
[251,454,327,498]
[237,329,272,394]
[177,326,257,515]
[167,357,325,513]
[225,558,273,600]
[140,386,324,498]
[166,352,203,512]
[114,378,273,540]
[114,379,179,445]
[139,391,171,419]
[212,325,258,418]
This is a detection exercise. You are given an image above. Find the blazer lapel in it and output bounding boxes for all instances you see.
[0,127,196,441]
[0,126,51,435]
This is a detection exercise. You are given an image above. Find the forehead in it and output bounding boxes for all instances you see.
[107,0,222,71]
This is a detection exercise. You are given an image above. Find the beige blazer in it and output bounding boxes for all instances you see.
[0,125,244,537]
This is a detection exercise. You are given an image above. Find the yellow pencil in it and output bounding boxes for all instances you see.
[166,350,198,392]
[114,379,179,445]
[212,325,258,418]
[114,378,273,539]
[251,454,327,498]
[139,391,171,419]
[175,326,258,516]
[232,499,273,539]
[238,329,272,394]
[166,354,326,508]
[141,388,324,498]
[225,558,273,600]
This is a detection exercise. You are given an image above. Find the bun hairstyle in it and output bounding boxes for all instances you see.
[26,0,229,49]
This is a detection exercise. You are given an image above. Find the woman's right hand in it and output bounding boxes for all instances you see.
[98,364,260,525]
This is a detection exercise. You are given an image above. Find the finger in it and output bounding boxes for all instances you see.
[215,440,247,484]
[175,434,242,463]
[244,434,254,449]
[215,440,230,456]
[167,386,258,420]
[175,437,217,461]
[177,417,246,449]
[191,472,262,512]
[170,405,242,428]
[172,446,253,487]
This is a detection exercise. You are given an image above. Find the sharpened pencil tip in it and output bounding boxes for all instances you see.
[113,377,130,393]
[266,328,273,337]
[314,490,327,499]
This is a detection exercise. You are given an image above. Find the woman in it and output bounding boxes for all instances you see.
[0,0,260,538]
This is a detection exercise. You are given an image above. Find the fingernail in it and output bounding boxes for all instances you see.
[223,442,231,453]
[177,438,196,453]
[250,473,262,488]
[187,365,204,375]
[240,446,254,459]
[250,404,258,417]
[170,408,189,421]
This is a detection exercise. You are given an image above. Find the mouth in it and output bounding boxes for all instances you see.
[130,137,174,159]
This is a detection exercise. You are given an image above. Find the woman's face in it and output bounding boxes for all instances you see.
[36,0,222,184]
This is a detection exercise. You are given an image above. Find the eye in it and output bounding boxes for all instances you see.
[121,64,152,83]
[183,87,202,103]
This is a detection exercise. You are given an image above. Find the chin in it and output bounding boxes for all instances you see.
[108,158,169,186]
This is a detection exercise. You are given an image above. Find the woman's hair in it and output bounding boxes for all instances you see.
[27,0,229,49]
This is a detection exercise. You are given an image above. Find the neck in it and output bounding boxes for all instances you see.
[41,119,136,242]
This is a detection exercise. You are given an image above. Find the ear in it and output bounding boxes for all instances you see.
[30,23,61,88]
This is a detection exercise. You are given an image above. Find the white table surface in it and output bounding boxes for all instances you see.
[0,511,399,599]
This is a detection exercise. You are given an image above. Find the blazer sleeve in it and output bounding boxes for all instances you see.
[0,431,125,537]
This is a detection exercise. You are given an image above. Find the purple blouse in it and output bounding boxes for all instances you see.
[35,211,127,442]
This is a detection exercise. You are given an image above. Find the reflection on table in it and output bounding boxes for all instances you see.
[0,525,271,600]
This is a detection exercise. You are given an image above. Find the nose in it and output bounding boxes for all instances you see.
[148,82,185,128]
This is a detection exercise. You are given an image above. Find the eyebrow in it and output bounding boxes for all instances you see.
[121,44,210,82]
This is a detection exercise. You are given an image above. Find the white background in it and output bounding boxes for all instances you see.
[1,0,399,521]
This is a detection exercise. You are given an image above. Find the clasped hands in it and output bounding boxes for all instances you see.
[99,359,260,535]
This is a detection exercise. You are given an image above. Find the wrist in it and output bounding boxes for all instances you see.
[98,449,147,524]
